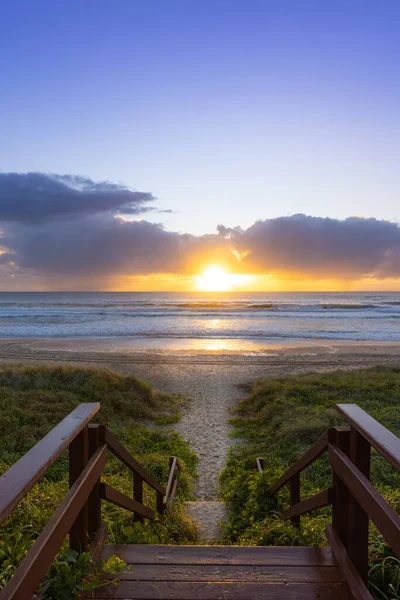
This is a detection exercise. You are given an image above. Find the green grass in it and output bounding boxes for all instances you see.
[220,366,400,599]
[0,365,197,596]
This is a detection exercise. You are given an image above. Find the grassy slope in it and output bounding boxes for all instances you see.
[0,365,197,592]
[220,367,400,599]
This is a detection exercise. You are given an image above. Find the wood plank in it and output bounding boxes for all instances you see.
[347,428,371,582]
[92,581,350,599]
[69,426,89,552]
[112,564,344,583]
[2,445,107,600]
[100,545,337,566]
[336,403,400,472]
[89,521,108,562]
[100,484,155,520]
[326,524,373,600]
[103,429,166,495]
[270,430,329,495]
[282,488,333,520]
[0,403,100,525]
[165,457,178,503]
[329,444,400,558]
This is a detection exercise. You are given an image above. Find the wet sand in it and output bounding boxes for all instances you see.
[1,338,400,499]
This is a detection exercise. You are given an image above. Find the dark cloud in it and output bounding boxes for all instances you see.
[231,215,400,279]
[0,172,154,223]
[1,173,400,287]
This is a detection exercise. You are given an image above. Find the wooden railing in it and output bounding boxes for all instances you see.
[258,403,400,599]
[0,403,180,600]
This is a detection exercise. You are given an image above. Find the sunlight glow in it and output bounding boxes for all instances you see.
[197,266,233,292]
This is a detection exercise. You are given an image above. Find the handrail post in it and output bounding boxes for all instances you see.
[69,425,89,552]
[289,473,300,527]
[347,427,371,582]
[330,426,351,549]
[88,424,103,540]
[134,473,144,523]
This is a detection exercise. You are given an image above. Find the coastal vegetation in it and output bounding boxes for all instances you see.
[0,365,197,597]
[220,367,400,599]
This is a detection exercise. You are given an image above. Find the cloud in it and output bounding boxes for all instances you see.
[1,172,400,288]
[230,215,400,279]
[0,172,155,223]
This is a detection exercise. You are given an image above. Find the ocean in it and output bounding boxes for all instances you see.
[0,291,400,343]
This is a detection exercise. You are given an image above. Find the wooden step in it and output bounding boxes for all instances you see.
[91,545,351,599]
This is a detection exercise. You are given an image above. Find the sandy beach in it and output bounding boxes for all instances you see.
[1,337,400,500]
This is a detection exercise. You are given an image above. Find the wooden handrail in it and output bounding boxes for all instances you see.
[0,403,100,525]
[0,403,175,599]
[329,443,400,558]
[282,488,334,521]
[1,444,107,600]
[325,524,373,600]
[100,483,155,520]
[269,430,329,495]
[336,403,400,472]
[102,428,166,495]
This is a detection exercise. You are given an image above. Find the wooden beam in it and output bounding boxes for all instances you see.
[2,445,107,600]
[326,524,373,600]
[103,429,165,495]
[0,403,100,525]
[269,430,329,495]
[100,483,155,520]
[329,444,400,558]
[282,488,333,520]
[336,403,400,472]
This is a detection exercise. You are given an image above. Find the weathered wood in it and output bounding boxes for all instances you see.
[336,403,400,472]
[283,488,333,520]
[289,472,301,526]
[92,580,350,599]
[347,427,371,582]
[329,444,400,558]
[256,457,264,472]
[100,483,155,520]
[326,524,373,600]
[100,544,338,566]
[157,489,165,515]
[269,430,329,495]
[103,428,166,494]
[69,425,89,552]
[111,563,344,583]
[0,403,100,525]
[88,425,103,539]
[165,457,177,500]
[2,445,107,600]
[89,521,108,562]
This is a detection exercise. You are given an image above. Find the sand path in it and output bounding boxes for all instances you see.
[1,339,400,501]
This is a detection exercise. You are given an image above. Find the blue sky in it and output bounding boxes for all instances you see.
[1,0,400,237]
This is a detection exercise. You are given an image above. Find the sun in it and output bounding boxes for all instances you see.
[197,266,232,292]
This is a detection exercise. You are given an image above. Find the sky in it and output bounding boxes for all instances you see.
[1,0,400,291]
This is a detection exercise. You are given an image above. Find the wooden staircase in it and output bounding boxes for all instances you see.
[93,544,349,599]
[0,402,399,599]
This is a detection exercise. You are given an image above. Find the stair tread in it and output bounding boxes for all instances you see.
[92,544,350,599]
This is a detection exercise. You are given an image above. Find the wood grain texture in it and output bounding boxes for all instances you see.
[91,580,351,599]
[100,545,337,566]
